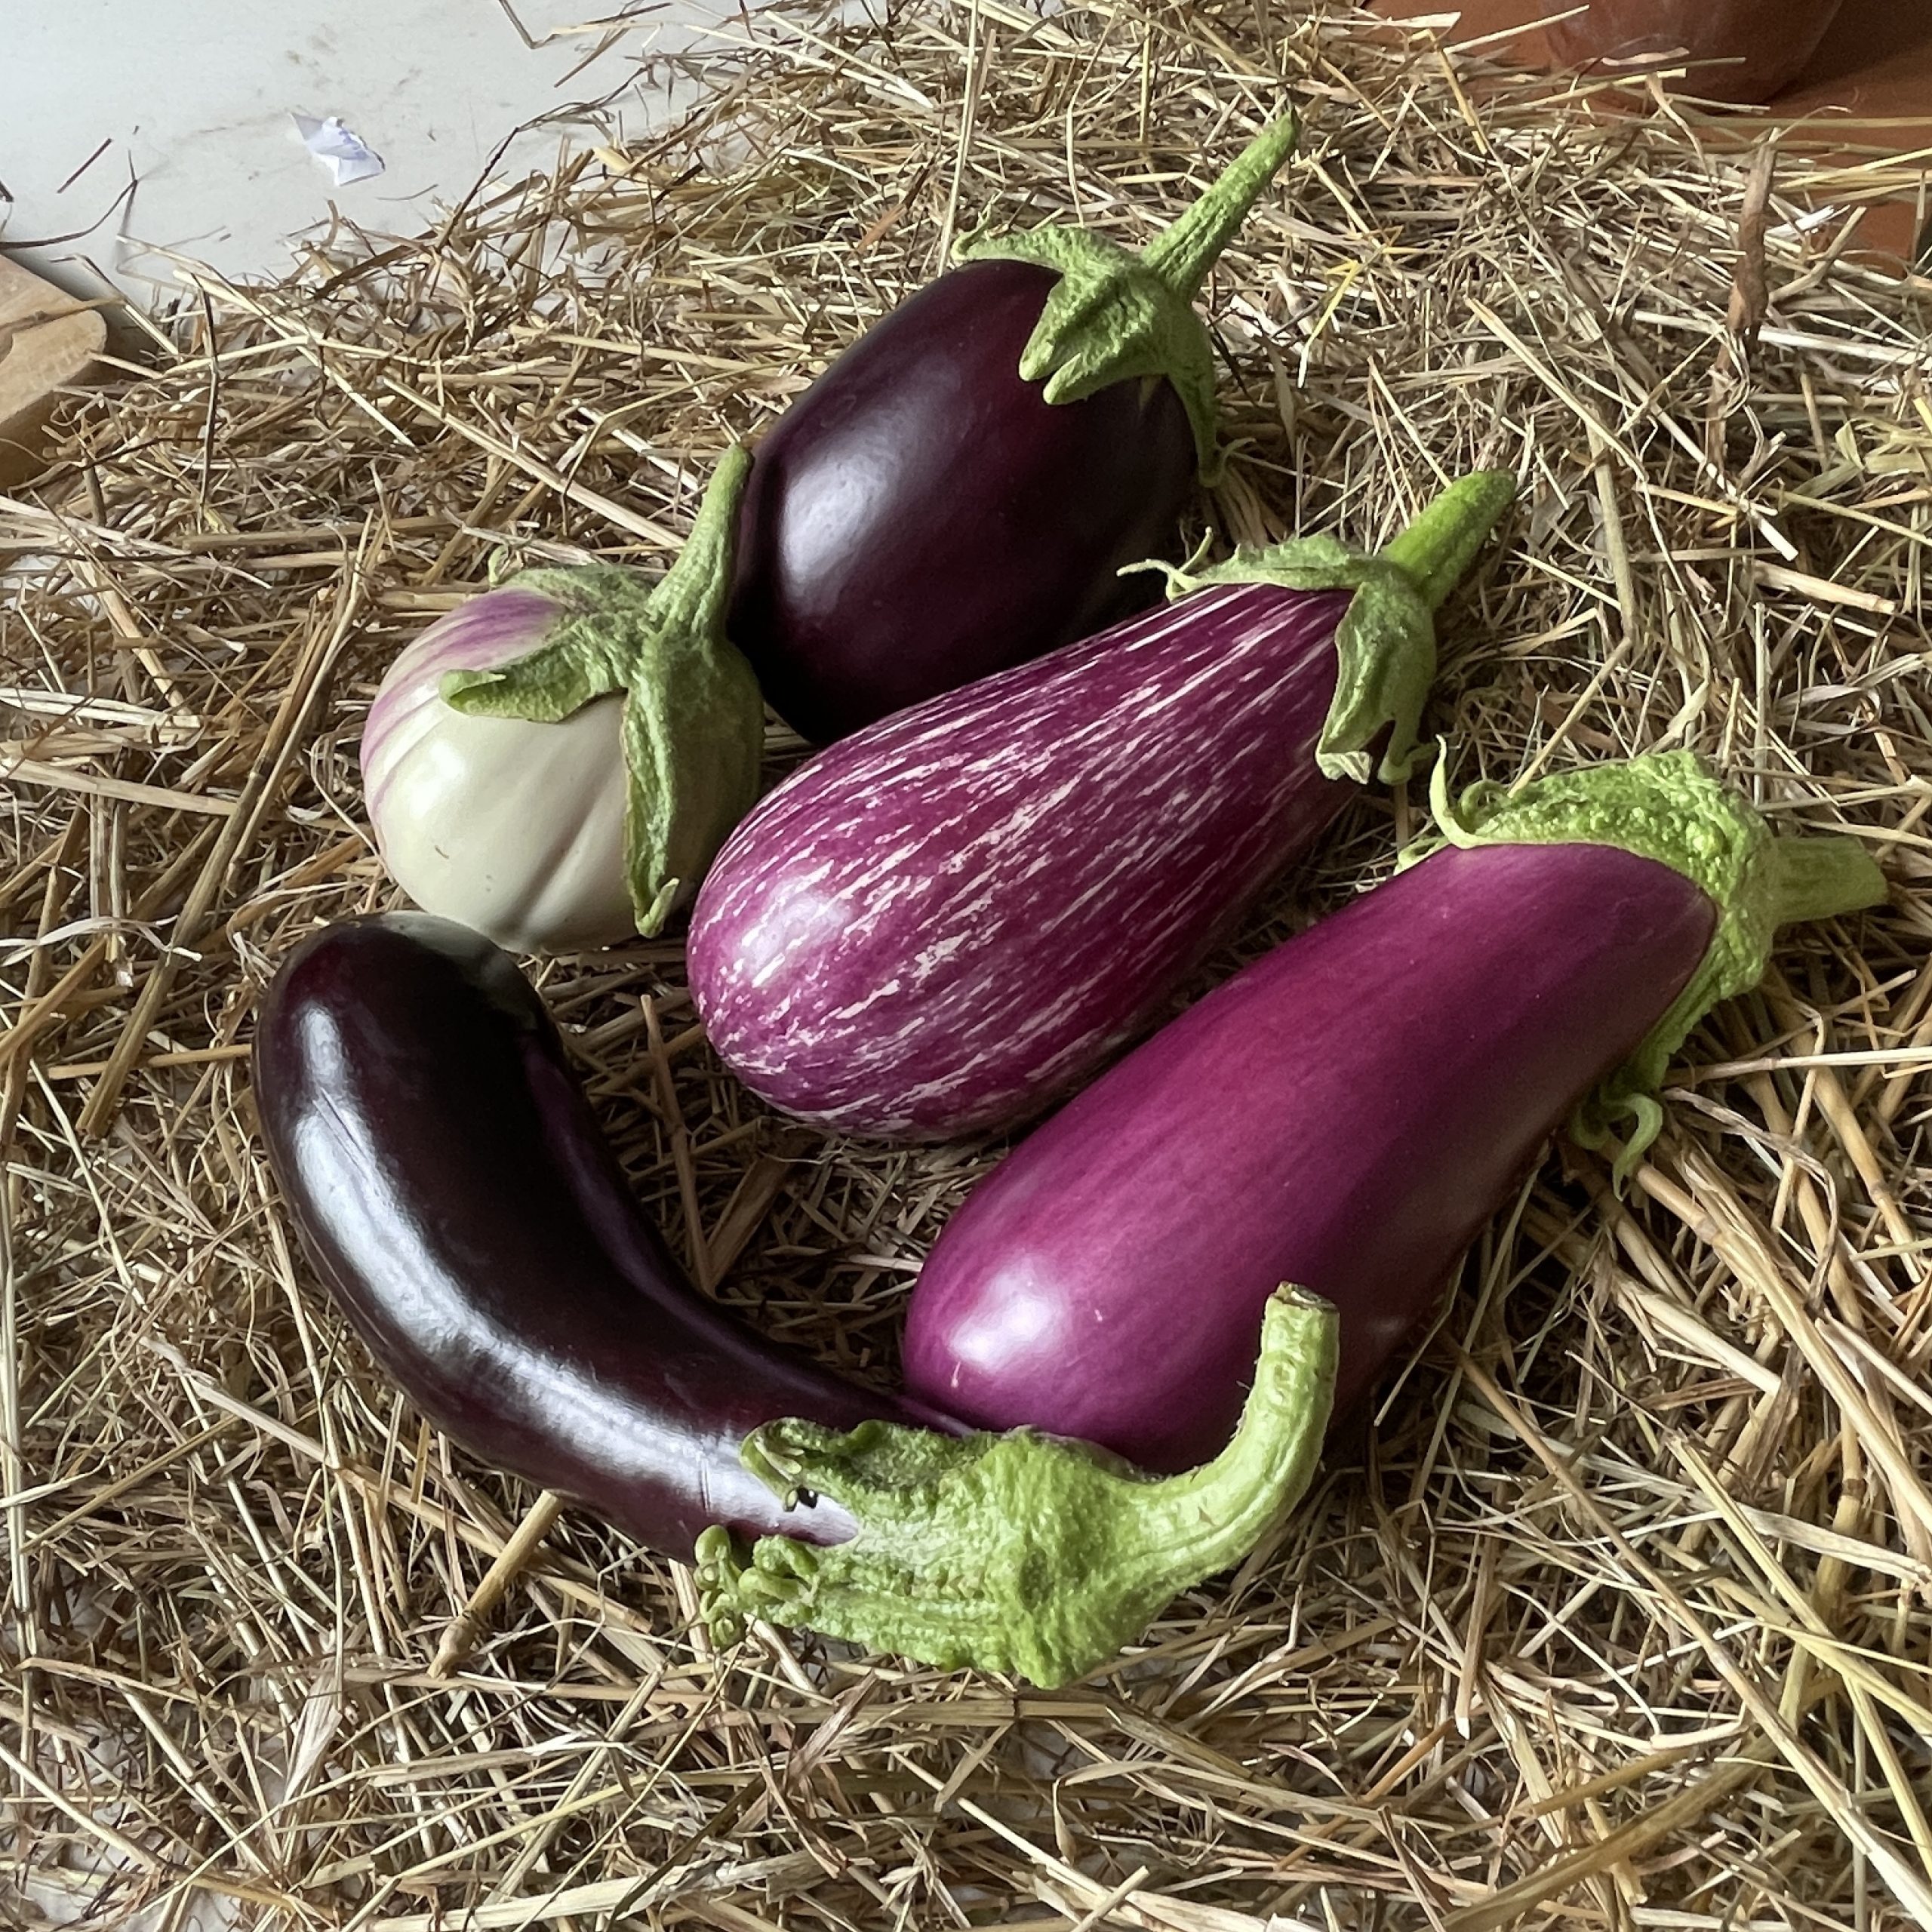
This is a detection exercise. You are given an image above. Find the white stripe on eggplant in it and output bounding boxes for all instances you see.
[689,579,1374,1140]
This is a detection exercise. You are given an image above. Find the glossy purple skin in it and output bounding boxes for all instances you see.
[728,258,1198,744]
[691,582,1355,1140]
[254,915,954,1561]
[903,841,1718,1472]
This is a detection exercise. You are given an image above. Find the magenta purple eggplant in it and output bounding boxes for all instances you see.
[727,117,1300,743]
[691,472,1516,1141]
[253,913,949,1559]
[901,755,1887,1471]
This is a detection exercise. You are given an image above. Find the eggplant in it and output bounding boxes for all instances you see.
[254,912,1337,1684]
[361,584,636,953]
[691,472,1515,1140]
[901,754,1886,1472]
[360,448,762,954]
[728,116,1299,743]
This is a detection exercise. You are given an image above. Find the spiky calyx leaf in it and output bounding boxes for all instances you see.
[1408,750,1887,1176]
[1140,469,1517,784]
[957,115,1299,477]
[441,448,760,936]
[695,1285,1338,1687]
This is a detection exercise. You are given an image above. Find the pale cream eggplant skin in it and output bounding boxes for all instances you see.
[360,449,761,955]
[365,623,633,954]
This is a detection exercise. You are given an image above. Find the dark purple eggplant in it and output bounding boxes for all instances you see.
[903,753,1886,1472]
[253,912,1338,1685]
[728,116,1298,743]
[253,912,933,1557]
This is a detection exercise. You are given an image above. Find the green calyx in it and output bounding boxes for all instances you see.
[1408,750,1888,1178]
[1138,469,1517,785]
[441,446,761,937]
[694,1285,1337,1687]
[957,113,1299,478]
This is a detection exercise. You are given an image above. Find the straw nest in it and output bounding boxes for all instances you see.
[5,3,1931,1926]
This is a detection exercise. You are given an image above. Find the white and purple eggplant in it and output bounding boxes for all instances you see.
[689,471,1516,1139]
[900,752,1887,1471]
[361,448,761,955]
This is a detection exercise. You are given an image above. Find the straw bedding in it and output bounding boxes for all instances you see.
[4,3,1931,1925]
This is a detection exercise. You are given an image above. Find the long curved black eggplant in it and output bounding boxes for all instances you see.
[253,912,939,1557]
[253,913,1338,1685]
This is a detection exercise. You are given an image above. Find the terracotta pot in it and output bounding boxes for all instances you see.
[1546,0,1848,103]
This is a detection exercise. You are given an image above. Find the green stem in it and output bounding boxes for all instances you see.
[1411,751,1890,1177]
[1134,469,1517,785]
[1764,832,1888,928]
[956,113,1300,475]
[634,443,750,653]
[440,447,764,937]
[1101,1285,1336,1595]
[1139,114,1303,303]
[694,1285,1338,1688]
[1380,470,1522,614]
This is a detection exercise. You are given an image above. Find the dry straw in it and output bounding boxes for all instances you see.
[4,2,1931,1926]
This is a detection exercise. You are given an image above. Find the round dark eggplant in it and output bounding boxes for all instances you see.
[728,116,1301,743]
[729,260,1194,743]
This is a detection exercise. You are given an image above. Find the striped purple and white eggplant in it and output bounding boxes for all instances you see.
[901,753,1887,1472]
[361,448,761,955]
[688,471,1516,1140]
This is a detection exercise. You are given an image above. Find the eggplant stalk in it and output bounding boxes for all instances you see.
[440,447,759,934]
[695,1284,1337,1686]
[1416,749,1888,1174]
[957,115,1299,475]
[1140,468,1518,785]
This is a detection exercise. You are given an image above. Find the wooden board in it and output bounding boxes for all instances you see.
[0,256,107,488]
[1777,0,1932,262]
[1371,0,1932,260]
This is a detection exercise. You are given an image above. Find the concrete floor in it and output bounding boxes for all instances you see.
[4,0,738,305]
